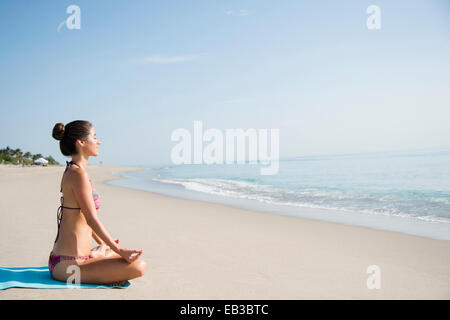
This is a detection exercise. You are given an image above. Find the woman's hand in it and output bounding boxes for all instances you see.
[119,248,143,263]
[91,243,111,258]
[91,240,120,258]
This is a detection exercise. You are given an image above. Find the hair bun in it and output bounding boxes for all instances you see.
[52,123,65,141]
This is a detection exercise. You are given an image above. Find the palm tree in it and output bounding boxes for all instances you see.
[15,148,23,159]
[24,152,32,160]
[32,153,43,161]
[45,156,59,165]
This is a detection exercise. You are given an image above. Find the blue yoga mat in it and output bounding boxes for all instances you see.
[0,266,130,290]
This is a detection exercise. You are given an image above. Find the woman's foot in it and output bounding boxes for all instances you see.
[104,280,128,287]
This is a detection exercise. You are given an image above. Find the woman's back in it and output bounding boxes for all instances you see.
[52,161,92,256]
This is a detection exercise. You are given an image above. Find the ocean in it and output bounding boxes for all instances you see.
[106,149,450,241]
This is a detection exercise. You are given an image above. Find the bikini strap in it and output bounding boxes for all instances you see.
[60,161,81,192]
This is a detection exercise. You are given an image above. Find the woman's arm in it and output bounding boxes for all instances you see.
[72,170,143,263]
[92,230,104,245]
[72,170,121,255]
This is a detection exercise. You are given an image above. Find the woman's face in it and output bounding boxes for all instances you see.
[81,127,101,156]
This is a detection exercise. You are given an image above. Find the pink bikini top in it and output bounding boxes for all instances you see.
[54,161,101,243]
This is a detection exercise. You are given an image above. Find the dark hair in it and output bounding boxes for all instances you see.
[52,120,93,156]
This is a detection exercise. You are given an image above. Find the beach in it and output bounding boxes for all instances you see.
[0,164,449,299]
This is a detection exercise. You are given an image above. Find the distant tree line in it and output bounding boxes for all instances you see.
[0,146,60,165]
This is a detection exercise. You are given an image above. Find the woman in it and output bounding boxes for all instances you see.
[49,120,146,285]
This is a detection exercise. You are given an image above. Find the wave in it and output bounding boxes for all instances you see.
[152,177,450,224]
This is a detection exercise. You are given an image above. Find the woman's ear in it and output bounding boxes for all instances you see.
[75,139,86,151]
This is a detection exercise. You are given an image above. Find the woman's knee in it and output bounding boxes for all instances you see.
[132,259,146,277]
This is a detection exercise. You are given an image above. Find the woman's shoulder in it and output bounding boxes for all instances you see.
[66,165,90,186]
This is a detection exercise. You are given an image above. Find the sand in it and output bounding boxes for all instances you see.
[0,164,449,299]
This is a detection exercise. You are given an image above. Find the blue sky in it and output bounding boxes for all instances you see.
[1,0,449,166]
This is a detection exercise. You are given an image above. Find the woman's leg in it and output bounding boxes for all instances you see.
[51,255,146,284]
[78,256,146,284]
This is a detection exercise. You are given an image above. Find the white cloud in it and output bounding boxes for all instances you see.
[224,9,249,17]
[136,54,205,64]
